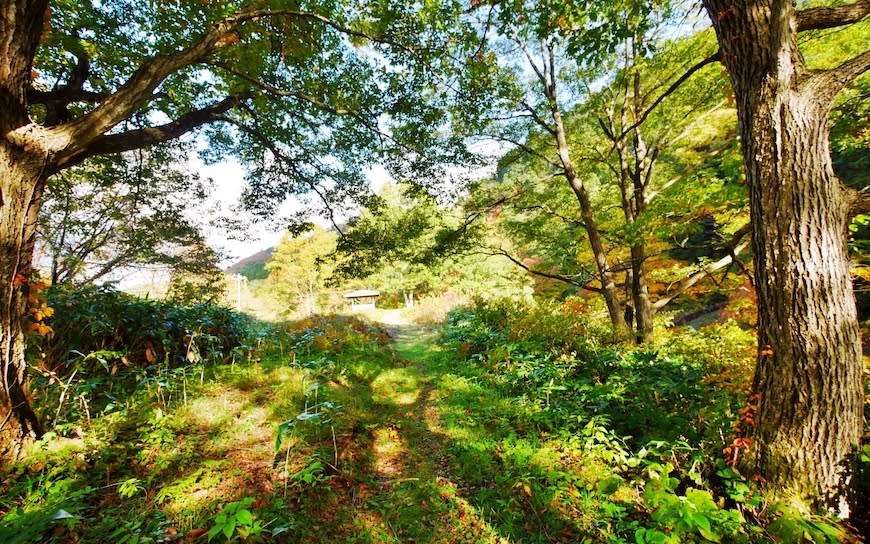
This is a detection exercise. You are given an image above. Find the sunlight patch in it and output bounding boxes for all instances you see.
[373,426,407,478]
[371,370,420,406]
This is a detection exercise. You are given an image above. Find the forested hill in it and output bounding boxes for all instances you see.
[226,248,275,281]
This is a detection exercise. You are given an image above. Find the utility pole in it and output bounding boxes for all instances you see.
[232,273,246,311]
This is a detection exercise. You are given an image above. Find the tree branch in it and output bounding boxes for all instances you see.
[797,0,870,31]
[46,6,412,158]
[217,114,347,235]
[520,100,556,135]
[614,52,721,145]
[849,186,870,218]
[51,94,247,172]
[653,223,751,310]
[209,61,358,115]
[809,49,870,105]
[489,248,601,291]
[28,88,108,105]
[483,135,561,168]
[49,22,239,152]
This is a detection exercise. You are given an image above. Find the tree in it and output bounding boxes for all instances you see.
[265,226,337,317]
[0,0,464,450]
[37,143,212,286]
[451,3,748,342]
[165,241,226,305]
[335,183,444,307]
[696,0,870,513]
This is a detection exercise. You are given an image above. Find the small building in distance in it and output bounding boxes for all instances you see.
[344,289,380,311]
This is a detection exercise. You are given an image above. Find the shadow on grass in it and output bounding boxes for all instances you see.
[1,318,665,544]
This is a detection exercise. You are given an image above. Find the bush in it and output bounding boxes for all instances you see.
[31,284,260,374]
[285,314,391,360]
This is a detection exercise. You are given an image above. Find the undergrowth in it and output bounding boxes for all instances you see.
[0,290,865,543]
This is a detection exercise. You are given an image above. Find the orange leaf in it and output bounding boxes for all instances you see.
[186,528,207,539]
[216,31,240,46]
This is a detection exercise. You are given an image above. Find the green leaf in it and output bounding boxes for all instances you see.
[596,475,623,495]
[235,509,253,526]
[222,518,236,540]
[691,514,721,542]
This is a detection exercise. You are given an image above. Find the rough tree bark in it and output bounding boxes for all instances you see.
[701,0,869,513]
[0,0,52,454]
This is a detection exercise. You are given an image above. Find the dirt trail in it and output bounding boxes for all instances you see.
[309,310,509,543]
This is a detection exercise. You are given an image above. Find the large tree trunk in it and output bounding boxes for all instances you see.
[0,141,49,455]
[1,0,51,458]
[703,0,864,513]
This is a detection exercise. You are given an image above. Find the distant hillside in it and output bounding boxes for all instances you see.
[225,247,273,280]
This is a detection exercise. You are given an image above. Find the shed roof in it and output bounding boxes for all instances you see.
[343,289,380,299]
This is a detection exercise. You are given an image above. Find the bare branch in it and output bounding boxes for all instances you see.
[209,61,358,115]
[489,248,601,291]
[797,0,870,31]
[483,135,561,168]
[217,115,347,235]
[514,36,548,89]
[520,100,556,135]
[517,204,584,228]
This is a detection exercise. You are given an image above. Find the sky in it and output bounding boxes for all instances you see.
[193,157,394,267]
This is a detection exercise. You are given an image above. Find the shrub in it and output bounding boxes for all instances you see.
[31,284,260,374]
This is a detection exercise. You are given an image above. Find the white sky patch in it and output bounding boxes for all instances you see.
[193,158,402,267]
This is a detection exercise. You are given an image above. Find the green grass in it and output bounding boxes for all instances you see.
[0,308,860,543]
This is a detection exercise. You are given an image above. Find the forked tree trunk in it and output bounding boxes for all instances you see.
[551,105,630,336]
[703,0,864,513]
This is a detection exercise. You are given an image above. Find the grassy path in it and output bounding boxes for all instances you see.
[296,319,510,543]
[1,313,592,543]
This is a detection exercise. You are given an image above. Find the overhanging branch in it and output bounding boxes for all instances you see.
[614,52,721,145]
[489,248,601,292]
[217,114,347,235]
[797,0,870,31]
[51,94,247,172]
[46,6,418,159]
